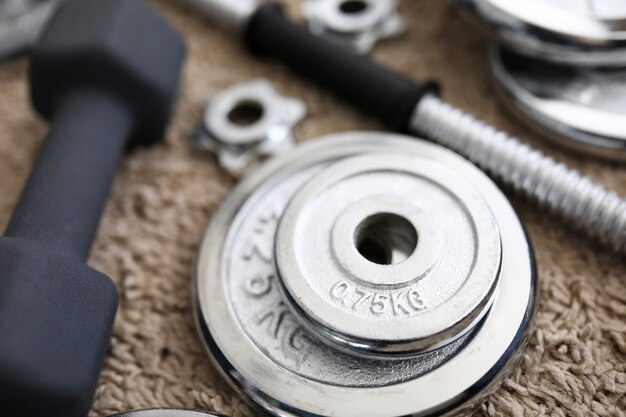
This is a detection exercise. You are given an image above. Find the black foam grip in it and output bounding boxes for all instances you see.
[5,90,132,260]
[244,3,438,131]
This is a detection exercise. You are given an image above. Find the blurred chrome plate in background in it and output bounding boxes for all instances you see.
[456,0,626,66]
[491,47,626,161]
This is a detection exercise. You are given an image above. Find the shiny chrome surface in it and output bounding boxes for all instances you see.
[302,0,405,54]
[179,0,255,33]
[276,153,502,356]
[490,47,626,161]
[411,94,626,253]
[194,132,536,416]
[455,0,626,65]
[185,0,626,253]
[110,410,223,417]
[191,79,306,176]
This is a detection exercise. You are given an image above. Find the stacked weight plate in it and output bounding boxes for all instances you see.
[193,132,537,417]
[455,0,626,161]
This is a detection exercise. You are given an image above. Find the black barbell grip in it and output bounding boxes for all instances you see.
[5,89,132,261]
[244,3,438,132]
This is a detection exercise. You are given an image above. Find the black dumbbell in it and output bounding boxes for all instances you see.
[0,0,185,415]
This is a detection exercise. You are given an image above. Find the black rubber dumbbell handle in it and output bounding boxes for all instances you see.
[5,89,132,260]
[244,3,438,132]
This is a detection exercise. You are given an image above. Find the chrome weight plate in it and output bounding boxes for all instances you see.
[275,153,502,356]
[491,47,626,161]
[455,0,626,66]
[109,410,223,417]
[194,132,536,417]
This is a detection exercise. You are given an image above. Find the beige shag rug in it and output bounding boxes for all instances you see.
[0,1,624,416]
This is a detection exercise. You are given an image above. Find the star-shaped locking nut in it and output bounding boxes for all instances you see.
[192,79,307,177]
[303,0,406,55]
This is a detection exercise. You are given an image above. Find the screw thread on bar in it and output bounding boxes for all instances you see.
[411,94,626,253]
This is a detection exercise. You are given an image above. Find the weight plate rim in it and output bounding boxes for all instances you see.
[275,152,503,355]
[490,46,626,162]
[193,132,537,417]
[109,409,223,416]
[455,0,626,66]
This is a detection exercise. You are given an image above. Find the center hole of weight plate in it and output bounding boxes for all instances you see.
[354,213,418,265]
[228,100,264,127]
[339,0,368,14]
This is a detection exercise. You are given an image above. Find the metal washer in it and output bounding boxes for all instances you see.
[194,132,537,417]
[490,47,626,161]
[302,0,405,54]
[275,153,503,356]
[192,79,306,176]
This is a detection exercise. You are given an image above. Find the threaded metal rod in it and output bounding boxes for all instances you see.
[191,0,626,252]
[411,94,626,253]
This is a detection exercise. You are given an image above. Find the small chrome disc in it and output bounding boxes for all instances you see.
[194,132,536,417]
[491,47,626,161]
[275,153,502,356]
[456,0,626,66]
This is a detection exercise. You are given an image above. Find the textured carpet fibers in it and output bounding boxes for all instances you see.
[0,1,624,416]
